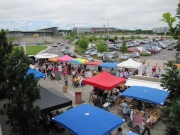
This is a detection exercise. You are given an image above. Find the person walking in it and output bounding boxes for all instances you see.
[115,127,123,135]
[45,113,52,134]
[127,108,134,128]
[141,115,152,135]
[118,100,129,122]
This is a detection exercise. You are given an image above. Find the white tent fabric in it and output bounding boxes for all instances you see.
[117,58,142,69]
[35,53,58,59]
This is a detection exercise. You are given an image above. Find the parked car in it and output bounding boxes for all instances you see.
[103,57,115,62]
[130,52,140,58]
[67,51,76,58]
[84,49,94,55]
[90,50,98,56]
[127,48,140,53]
[167,46,173,50]
[108,51,118,59]
[82,55,94,62]
[53,43,57,47]
[141,49,151,54]
[97,52,103,57]
[120,54,131,60]
[63,49,70,55]
[61,47,67,53]
[12,43,19,46]
[58,41,64,45]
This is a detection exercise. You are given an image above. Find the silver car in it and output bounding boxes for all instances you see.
[120,54,131,60]
[130,52,140,58]
[90,50,98,56]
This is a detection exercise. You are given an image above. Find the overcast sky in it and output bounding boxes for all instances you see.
[0,0,179,31]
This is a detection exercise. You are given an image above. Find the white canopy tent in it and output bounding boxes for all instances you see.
[125,78,165,90]
[117,58,142,69]
[35,53,58,59]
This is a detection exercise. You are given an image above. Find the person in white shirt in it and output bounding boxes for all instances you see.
[127,108,134,128]
[119,72,124,78]
[78,75,84,86]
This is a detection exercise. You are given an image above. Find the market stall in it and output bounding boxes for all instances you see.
[34,87,72,113]
[67,58,88,68]
[99,62,118,72]
[117,58,142,69]
[56,55,74,62]
[84,61,102,71]
[34,53,58,59]
[26,67,46,79]
[52,103,124,135]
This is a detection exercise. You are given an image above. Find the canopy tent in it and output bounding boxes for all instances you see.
[121,86,169,105]
[99,62,118,68]
[48,58,58,62]
[84,61,103,66]
[126,131,139,135]
[117,58,142,69]
[56,55,74,62]
[26,68,46,79]
[83,71,126,90]
[76,58,88,64]
[52,104,124,135]
[34,53,58,59]
[125,78,164,90]
[34,87,72,113]
[68,59,82,64]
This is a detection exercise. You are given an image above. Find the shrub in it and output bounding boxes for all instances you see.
[140,52,151,56]
[89,38,93,42]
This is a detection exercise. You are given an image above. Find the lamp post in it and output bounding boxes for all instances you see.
[103,25,106,35]
[146,28,147,35]
[135,27,137,35]
[101,18,109,56]
[74,24,75,46]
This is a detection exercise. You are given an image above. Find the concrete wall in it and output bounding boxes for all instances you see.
[14,36,63,45]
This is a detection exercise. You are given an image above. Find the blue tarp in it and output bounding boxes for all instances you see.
[52,104,124,135]
[121,86,169,105]
[26,68,46,79]
[99,62,118,68]
[126,132,138,135]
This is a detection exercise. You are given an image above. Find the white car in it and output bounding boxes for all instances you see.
[53,43,57,47]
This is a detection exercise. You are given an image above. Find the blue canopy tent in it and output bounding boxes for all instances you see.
[26,68,46,79]
[52,104,124,135]
[99,62,118,68]
[126,131,139,135]
[121,86,169,105]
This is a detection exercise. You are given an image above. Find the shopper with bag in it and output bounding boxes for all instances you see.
[141,115,152,135]
[127,108,134,128]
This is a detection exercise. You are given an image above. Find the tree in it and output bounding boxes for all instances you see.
[114,36,118,40]
[119,41,128,59]
[0,29,13,98]
[122,36,124,40]
[161,61,180,100]
[96,41,107,53]
[78,35,88,51]
[89,38,93,42]
[2,48,41,135]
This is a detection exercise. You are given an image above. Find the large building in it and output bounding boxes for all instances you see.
[73,27,117,34]
[8,27,59,37]
[153,27,169,34]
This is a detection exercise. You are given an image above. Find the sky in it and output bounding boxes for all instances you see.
[0,0,179,31]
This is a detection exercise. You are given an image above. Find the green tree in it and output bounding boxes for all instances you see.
[78,35,88,51]
[122,36,124,40]
[114,36,118,40]
[96,41,107,53]
[2,48,41,135]
[0,29,13,98]
[120,41,128,58]
[161,61,180,100]
[89,38,93,42]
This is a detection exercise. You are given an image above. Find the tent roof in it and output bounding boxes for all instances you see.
[99,62,119,68]
[126,131,139,135]
[117,58,142,69]
[34,87,72,113]
[84,61,103,66]
[52,104,124,135]
[83,71,126,90]
[121,86,169,105]
[26,68,46,78]
[57,55,74,62]
[35,53,58,59]
[68,59,82,64]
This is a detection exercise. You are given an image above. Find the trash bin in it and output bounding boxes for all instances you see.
[63,85,67,93]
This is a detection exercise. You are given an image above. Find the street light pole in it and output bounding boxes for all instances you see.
[101,18,109,57]
[146,28,147,35]
[135,27,136,35]
[103,25,106,35]
[74,24,75,46]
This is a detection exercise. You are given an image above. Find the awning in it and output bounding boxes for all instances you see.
[117,58,142,69]
[57,55,74,62]
[48,58,58,62]
[26,68,46,79]
[83,71,126,90]
[84,61,103,66]
[121,86,169,105]
[126,131,139,135]
[99,62,119,68]
[35,53,58,59]
[68,58,88,64]
[76,58,88,64]
[34,87,72,113]
[52,104,124,135]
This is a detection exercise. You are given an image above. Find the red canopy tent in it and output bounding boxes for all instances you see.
[57,55,74,62]
[82,71,126,90]
[84,62,103,66]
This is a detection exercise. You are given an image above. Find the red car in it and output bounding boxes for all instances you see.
[127,48,140,53]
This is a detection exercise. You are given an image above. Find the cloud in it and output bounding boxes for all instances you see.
[0,0,178,30]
